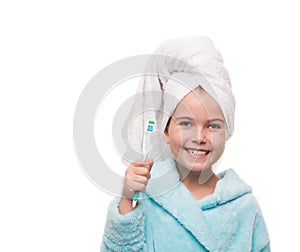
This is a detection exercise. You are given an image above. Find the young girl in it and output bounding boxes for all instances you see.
[101,36,270,251]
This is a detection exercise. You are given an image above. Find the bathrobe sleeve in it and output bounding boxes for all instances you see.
[252,206,271,252]
[101,198,146,252]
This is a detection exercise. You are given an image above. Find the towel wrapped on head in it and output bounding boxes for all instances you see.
[124,35,235,163]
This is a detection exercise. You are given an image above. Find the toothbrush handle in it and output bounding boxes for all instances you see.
[132,154,148,208]
[132,191,139,208]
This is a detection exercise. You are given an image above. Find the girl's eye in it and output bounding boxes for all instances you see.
[208,124,220,129]
[179,121,192,127]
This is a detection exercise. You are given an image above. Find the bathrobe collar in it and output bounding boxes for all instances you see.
[144,156,252,251]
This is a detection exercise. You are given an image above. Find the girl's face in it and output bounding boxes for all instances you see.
[164,88,227,172]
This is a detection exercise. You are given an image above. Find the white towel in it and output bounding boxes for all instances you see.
[123,35,235,163]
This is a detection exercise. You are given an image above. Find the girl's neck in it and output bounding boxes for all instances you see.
[176,165,220,200]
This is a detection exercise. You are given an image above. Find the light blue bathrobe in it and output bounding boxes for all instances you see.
[101,157,270,251]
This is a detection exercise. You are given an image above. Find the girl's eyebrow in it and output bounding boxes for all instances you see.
[173,116,194,121]
[174,116,225,123]
[209,118,226,123]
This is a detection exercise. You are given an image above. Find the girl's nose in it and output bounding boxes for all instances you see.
[191,127,207,144]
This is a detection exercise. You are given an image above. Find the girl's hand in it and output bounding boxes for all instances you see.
[119,158,153,215]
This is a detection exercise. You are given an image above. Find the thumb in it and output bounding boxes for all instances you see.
[145,157,154,170]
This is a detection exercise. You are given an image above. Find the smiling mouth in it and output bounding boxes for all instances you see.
[184,148,210,157]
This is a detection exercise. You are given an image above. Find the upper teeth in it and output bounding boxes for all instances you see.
[187,149,207,156]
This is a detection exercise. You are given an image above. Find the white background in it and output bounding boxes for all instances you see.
[1,0,299,251]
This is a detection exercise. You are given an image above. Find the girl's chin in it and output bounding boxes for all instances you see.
[175,153,212,171]
[175,160,210,172]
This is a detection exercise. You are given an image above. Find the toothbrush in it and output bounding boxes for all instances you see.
[132,120,155,208]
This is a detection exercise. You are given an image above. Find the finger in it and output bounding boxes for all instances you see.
[132,167,151,179]
[145,157,154,169]
[126,168,150,181]
[128,174,149,185]
[126,165,150,179]
[132,158,154,170]
[126,179,147,192]
[126,165,149,176]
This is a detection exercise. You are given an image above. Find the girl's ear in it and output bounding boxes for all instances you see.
[163,127,170,144]
[163,117,171,144]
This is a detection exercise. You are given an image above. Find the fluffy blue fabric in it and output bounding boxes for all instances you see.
[101,157,270,251]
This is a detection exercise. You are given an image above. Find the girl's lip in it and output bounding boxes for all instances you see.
[183,147,211,152]
[183,148,211,159]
